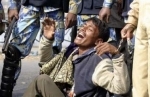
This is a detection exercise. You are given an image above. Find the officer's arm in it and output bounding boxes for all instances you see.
[127,0,139,27]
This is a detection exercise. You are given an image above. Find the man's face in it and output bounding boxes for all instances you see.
[74,20,101,48]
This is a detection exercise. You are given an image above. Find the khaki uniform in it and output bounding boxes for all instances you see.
[127,0,150,97]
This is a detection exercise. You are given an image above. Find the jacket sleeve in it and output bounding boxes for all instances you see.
[9,0,21,9]
[69,0,81,14]
[38,36,54,67]
[92,54,130,94]
[127,0,139,27]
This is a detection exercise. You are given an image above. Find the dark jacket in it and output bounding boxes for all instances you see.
[122,0,133,17]
[73,48,109,97]
[77,0,104,15]
[22,0,69,12]
[108,4,125,28]
[77,0,124,28]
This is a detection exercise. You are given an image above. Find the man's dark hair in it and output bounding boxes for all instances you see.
[86,17,109,42]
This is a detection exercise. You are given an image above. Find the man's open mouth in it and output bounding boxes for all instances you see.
[77,32,85,39]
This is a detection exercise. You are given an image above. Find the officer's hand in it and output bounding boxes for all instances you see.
[95,42,118,56]
[8,9,19,22]
[99,7,111,23]
[42,18,55,40]
[65,12,77,29]
[121,24,135,39]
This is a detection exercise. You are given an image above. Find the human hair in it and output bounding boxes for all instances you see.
[86,17,109,42]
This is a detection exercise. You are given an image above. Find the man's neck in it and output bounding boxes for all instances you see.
[78,46,94,55]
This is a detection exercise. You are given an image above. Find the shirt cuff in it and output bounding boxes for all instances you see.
[103,0,116,8]
[9,2,18,9]
[69,6,78,14]
[42,35,54,43]
[126,16,138,27]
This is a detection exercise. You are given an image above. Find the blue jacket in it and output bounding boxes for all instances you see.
[73,48,109,97]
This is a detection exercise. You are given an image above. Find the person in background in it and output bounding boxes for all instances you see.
[0,0,77,96]
[0,0,5,35]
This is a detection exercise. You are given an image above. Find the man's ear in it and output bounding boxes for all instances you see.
[95,38,103,45]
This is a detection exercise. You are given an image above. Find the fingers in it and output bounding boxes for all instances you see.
[65,18,69,29]
[127,29,133,39]
[99,7,110,23]
[95,43,109,55]
[97,46,109,56]
[95,42,118,55]
[8,9,19,22]
[121,24,135,39]
[65,18,75,29]
[8,15,13,23]
[121,28,127,38]
[42,18,55,28]
[65,13,77,29]
[106,15,109,23]
[99,13,104,21]
[95,44,103,55]
[15,14,19,19]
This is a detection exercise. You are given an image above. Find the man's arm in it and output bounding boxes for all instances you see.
[92,54,130,94]
[127,0,139,27]
[38,36,54,67]
[121,0,139,39]
[39,18,55,67]
[99,0,116,23]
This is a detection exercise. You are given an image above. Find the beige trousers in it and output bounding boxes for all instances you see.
[132,22,150,97]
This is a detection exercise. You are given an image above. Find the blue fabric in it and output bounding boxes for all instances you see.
[73,48,109,97]
[10,6,65,57]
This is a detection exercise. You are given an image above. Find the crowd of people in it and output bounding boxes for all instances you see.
[0,0,149,97]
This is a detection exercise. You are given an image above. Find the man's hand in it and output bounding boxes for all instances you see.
[68,91,74,97]
[99,7,111,23]
[95,42,118,55]
[121,24,135,39]
[42,18,56,40]
[8,9,19,22]
[65,12,77,29]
